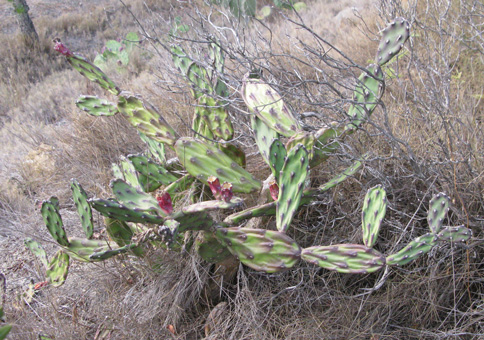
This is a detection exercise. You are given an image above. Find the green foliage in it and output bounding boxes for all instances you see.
[24,238,48,267]
[0,307,12,340]
[94,32,140,71]
[46,250,69,287]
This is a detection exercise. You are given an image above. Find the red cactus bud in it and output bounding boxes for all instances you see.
[53,38,73,57]
[220,182,233,202]
[269,179,279,201]
[156,192,173,215]
[34,281,49,290]
[208,175,222,199]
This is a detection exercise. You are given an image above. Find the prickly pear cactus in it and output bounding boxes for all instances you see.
[46,250,70,287]
[361,185,387,248]
[41,16,470,287]
[276,144,309,232]
[376,17,410,66]
[214,227,302,273]
[302,244,385,274]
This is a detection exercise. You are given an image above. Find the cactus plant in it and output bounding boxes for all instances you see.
[302,244,385,274]
[41,199,69,247]
[214,227,301,273]
[241,74,301,137]
[71,178,94,239]
[276,144,309,232]
[376,17,410,66]
[174,137,260,193]
[361,185,387,248]
[76,95,118,117]
[24,238,48,268]
[46,250,69,287]
[0,307,11,340]
[117,93,178,145]
[41,16,470,288]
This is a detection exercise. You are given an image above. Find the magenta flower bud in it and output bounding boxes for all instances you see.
[208,175,222,199]
[269,179,279,201]
[53,38,73,57]
[156,192,173,215]
[221,182,233,203]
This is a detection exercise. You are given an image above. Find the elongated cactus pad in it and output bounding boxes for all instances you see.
[46,250,70,287]
[376,17,410,66]
[171,45,192,76]
[89,244,137,261]
[66,55,120,95]
[224,192,315,225]
[165,174,196,195]
[386,233,438,266]
[214,227,301,273]
[104,217,133,247]
[269,139,287,182]
[193,110,215,140]
[138,132,166,164]
[286,131,316,161]
[175,137,261,193]
[128,154,177,187]
[41,199,69,247]
[346,64,384,130]
[111,179,166,216]
[224,201,277,225]
[251,116,279,165]
[187,62,212,99]
[89,198,165,224]
[76,95,118,116]
[242,76,300,137]
[209,39,225,75]
[169,198,242,232]
[437,225,472,243]
[276,144,309,232]
[119,157,142,190]
[310,126,341,168]
[112,163,124,181]
[302,244,385,274]
[63,237,110,261]
[180,197,244,214]
[24,238,48,268]
[171,210,214,233]
[117,93,178,145]
[198,95,233,140]
[71,179,94,239]
[196,231,233,263]
[362,185,387,248]
[427,193,450,234]
[220,143,246,168]
[0,324,12,340]
[317,156,365,192]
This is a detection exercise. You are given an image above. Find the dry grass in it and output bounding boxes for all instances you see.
[1,0,483,339]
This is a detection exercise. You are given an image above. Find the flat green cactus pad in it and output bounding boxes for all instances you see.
[302,244,385,274]
[242,76,301,137]
[214,227,301,273]
[46,249,70,287]
[175,137,261,193]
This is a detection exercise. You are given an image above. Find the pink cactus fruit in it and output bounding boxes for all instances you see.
[208,175,222,200]
[269,179,279,201]
[53,38,73,57]
[220,182,233,203]
[156,192,173,215]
